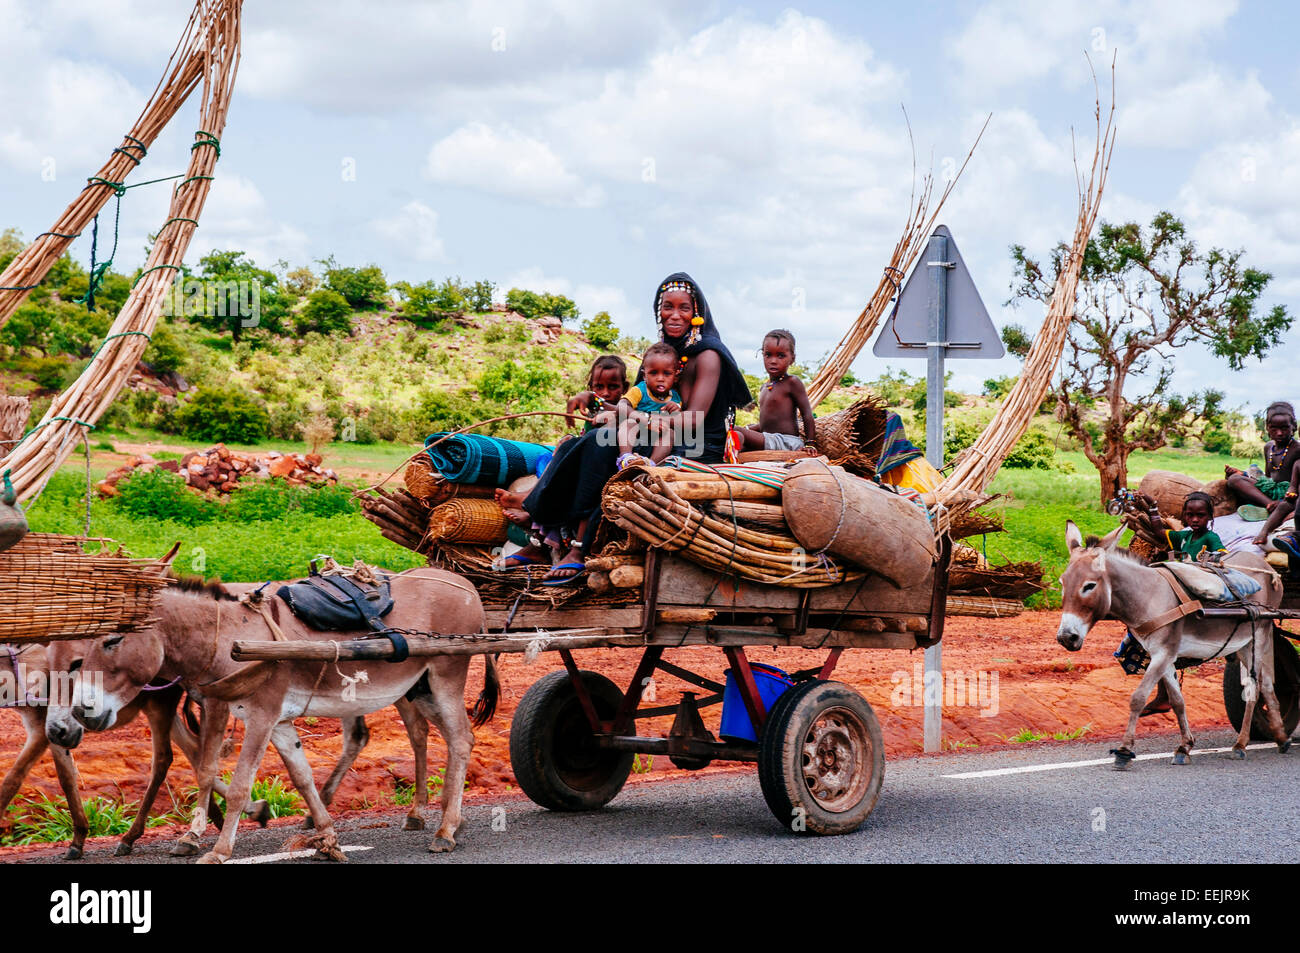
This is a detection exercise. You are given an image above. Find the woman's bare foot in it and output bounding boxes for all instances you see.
[494,487,528,509]
[501,507,530,527]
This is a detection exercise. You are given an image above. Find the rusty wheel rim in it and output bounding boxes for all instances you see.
[801,705,871,812]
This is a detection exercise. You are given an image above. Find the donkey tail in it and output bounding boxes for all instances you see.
[469,653,500,727]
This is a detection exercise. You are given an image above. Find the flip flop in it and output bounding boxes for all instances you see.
[1237,504,1268,522]
[542,562,586,587]
[1274,533,1300,561]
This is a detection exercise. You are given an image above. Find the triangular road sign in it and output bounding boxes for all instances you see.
[872,225,1004,359]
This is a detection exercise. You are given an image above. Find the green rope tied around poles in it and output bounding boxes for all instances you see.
[0,284,39,291]
[112,134,148,165]
[89,329,152,361]
[191,130,221,159]
[159,217,199,234]
[35,231,82,241]
[85,177,127,197]
[133,263,182,287]
[176,174,215,191]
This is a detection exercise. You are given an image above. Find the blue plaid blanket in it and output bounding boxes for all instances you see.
[424,433,554,487]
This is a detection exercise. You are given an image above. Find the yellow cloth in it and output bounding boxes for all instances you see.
[880,456,943,493]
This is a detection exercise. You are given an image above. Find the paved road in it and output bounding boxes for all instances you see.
[11,727,1298,864]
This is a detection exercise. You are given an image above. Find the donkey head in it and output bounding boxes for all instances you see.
[68,630,166,734]
[1057,520,1125,651]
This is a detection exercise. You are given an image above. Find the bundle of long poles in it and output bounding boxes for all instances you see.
[805,116,990,408]
[1,0,243,502]
[935,67,1116,509]
[0,1,221,328]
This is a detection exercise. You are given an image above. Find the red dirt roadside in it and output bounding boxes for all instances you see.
[0,611,1236,854]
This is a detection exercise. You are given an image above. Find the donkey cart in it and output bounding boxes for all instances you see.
[233,542,951,836]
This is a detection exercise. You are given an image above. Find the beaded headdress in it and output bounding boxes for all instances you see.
[656,279,704,350]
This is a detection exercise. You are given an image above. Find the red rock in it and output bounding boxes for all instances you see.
[305,453,323,467]
[220,481,238,493]
[95,481,119,498]
[189,473,210,491]
[269,455,298,478]
[159,460,180,473]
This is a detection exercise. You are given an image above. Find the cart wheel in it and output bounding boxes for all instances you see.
[509,669,634,812]
[1223,631,1300,741]
[758,680,884,836]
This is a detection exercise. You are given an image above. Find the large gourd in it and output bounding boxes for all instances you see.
[781,460,935,588]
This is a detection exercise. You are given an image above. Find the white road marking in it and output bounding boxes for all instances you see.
[226,845,373,865]
[944,743,1277,779]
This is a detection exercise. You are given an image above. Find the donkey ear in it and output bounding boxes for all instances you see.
[1065,520,1084,551]
[1099,522,1125,551]
[158,541,182,568]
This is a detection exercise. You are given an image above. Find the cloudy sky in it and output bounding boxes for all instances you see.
[2,1,1297,410]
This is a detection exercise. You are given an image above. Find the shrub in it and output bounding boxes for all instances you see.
[581,311,619,349]
[410,387,480,436]
[505,287,579,323]
[1202,425,1234,455]
[175,387,270,444]
[297,289,353,336]
[476,357,562,412]
[113,468,219,525]
[1001,429,1059,470]
[983,375,1017,400]
[397,279,463,327]
[465,279,496,313]
[324,263,387,309]
[144,322,187,373]
[1232,441,1263,460]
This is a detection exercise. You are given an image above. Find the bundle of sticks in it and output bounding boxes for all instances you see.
[601,468,863,588]
[361,487,432,554]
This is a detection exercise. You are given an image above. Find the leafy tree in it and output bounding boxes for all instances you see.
[323,261,387,309]
[983,375,1017,400]
[143,322,186,373]
[284,265,318,298]
[465,279,496,313]
[297,288,353,336]
[1008,211,1289,503]
[581,311,619,349]
[190,249,289,340]
[394,278,464,326]
[506,287,579,323]
[476,357,562,412]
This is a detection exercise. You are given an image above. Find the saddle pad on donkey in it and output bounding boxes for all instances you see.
[276,573,394,631]
[1159,561,1262,603]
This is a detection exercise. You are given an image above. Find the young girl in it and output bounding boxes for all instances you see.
[616,342,682,466]
[565,355,629,430]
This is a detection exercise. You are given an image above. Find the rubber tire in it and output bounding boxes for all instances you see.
[758,680,885,836]
[1223,630,1300,741]
[509,669,634,812]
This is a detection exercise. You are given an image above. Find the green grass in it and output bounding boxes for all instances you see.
[1052,724,1094,741]
[1004,728,1049,744]
[25,470,425,581]
[2,791,188,845]
[392,770,448,806]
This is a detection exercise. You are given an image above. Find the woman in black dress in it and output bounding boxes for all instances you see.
[519,272,751,583]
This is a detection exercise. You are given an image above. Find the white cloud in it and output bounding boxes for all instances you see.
[370,200,446,263]
[182,173,309,267]
[426,124,603,207]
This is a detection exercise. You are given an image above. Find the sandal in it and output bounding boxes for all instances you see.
[542,562,586,587]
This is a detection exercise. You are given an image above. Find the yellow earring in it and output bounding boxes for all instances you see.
[691,315,704,326]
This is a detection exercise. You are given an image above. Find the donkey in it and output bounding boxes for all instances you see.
[1057,520,1292,767]
[56,567,496,863]
[1,640,268,859]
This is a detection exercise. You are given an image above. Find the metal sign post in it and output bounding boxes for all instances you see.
[873,224,1003,753]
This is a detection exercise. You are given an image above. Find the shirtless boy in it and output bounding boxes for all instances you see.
[1226,400,1300,509]
[737,329,815,451]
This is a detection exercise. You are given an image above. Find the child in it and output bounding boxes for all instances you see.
[566,355,628,430]
[617,342,682,465]
[1139,490,1225,559]
[1226,401,1300,511]
[493,355,629,566]
[736,329,814,451]
[1117,489,1224,715]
